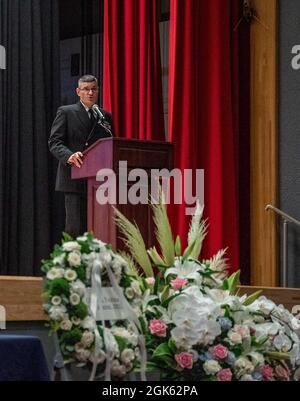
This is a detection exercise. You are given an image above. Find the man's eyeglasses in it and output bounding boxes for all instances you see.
[79,88,99,93]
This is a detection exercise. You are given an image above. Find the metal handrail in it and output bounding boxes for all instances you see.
[265,204,300,287]
[265,204,300,227]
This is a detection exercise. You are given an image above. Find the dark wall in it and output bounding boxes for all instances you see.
[278,0,300,287]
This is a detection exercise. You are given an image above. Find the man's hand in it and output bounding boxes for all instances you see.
[67,152,83,168]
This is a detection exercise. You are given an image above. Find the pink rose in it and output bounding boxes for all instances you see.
[217,368,233,381]
[149,319,167,337]
[170,277,188,290]
[175,352,194,369]
[261,364,273,381]
[274,363,291,381]
[210,344,228,360]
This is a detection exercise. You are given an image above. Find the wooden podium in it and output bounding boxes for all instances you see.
[72,138,173,249]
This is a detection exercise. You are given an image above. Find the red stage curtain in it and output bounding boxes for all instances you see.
[103,0,165,140]
[168,0,242,272]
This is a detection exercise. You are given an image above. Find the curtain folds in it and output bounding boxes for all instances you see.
[0,0,61,275]
[168,0,244,272]
[103,0,165,140]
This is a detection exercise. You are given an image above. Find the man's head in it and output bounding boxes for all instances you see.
[76,74,99,108]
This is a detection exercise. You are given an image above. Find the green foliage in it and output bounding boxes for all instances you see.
[243,290,263,306]
[71,302,88,320]
[59,327,82,345]
[62,232,73,242]
[48,278,70,296]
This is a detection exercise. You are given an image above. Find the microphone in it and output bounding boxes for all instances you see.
[92,104,105,122]
[92,104,112,136]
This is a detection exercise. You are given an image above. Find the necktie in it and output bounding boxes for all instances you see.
[88,109,96,126]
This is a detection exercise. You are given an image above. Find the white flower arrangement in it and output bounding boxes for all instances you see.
[42,193,300,381]
[42,232,143,379]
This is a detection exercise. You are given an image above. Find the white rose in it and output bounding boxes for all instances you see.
[68,251,81,267]
[81,316,96,331]
[248,352,264,367]
[56,268,65,278]
[227,331,242,344]
[71,316,81,325]
[203,360,221,375]
[125,287,135,299]
[64,268,77,281]
[120,348,135,364]
[51,296,62,306]
[111,360,126,378]
[125,361,133,372]
[47,268,59,280]
[240,374,254,381]
[70,293,81,305]
[76,349,91,363]
[63,241,81,252]
[75,342,84,352]
[60,319,72,331]
[81,331,95,348]
[234,357,254,376]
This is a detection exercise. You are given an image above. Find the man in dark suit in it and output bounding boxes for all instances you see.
[49,74,113,238]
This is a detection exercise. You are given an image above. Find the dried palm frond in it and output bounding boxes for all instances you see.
[114,208,153,277]
[186,201,207,259]
[210,248,228,272]
[119,251,140,276]
[151,191,175,267]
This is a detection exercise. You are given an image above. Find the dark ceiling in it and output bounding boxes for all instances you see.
[59,0,170,40]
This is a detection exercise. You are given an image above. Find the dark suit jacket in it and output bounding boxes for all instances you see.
[49,102,113,193]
